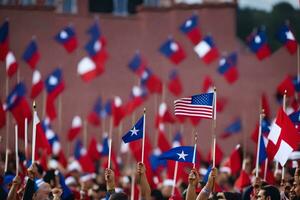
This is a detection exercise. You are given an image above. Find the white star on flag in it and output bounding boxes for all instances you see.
[177,150,188,161]
[130,126,139,136]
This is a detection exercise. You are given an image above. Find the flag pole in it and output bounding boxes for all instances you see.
[32,101,37,163]
[192,131,198,169]
[281,90,287,181]
[263,158,268,181]
[108,116,113,169]
[24,118,28,161]
[171,161,179,196]
[4,76,9,173]
[15,124,19,176]
[141,108,146,163]
[255,109,264,178]
[212,87,217,168]
[83,120,87,149]
[130,171,135,200]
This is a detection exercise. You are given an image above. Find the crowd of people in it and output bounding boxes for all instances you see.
[0,149,300,200]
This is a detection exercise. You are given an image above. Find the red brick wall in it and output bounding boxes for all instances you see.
[0,4,297,160]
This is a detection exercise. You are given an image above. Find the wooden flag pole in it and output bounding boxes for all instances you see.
[4,76,9,172]
[171,161,179,196]
[130,171,135,200]
[212,87,217,168]
[15,124,19,176]
[141,108,146,163]
[108,116,113,169]
[24,118,28,161]
[255,109,264,178]
[32,101,37,163]
[192,131,198,169]
[282,90,287,181]
[264,158,268,181]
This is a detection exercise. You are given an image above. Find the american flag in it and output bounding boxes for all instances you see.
[174,93,214,119]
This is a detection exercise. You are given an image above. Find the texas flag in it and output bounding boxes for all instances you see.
[30,70,44,99]
[220,118,242,138]
[5,51,18,78]
[87,21,102,40]
[218,52,239,84]
[74,139,95,173]
[124,85,147,115]
[179,15,202,45]
[159,38,186,65]
[140,68,162,94]
[112,96,126,127]
[128,52,147,76]
[54,26,78,53]
[159,146,195,163]
[168,69,183,97]
[194,35,219,64]
[67,116,82,141]
[85,37,108,66]
[87,97,102,126]
[277,24,298,55]
[77,56,103,82]
[45,68,65,120]
[22,39,40,69]
[0,19,9,61]
[5,82,32,138]
[267,107,300,166]
[247,28,271,60]
[122,115,144,143]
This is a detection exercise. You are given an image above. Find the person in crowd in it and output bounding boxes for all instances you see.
[257,185,281,200]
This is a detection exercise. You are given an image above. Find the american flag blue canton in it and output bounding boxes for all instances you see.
[158,146,195,163]
[122,115,144,143]
[191,93,214,106]
[174,92,214,119]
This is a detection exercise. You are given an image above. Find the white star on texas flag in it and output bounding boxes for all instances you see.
[177,150,188,161]
[130,126,139,136]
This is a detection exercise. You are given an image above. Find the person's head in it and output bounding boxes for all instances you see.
[109,192,128,200]
[257,185,280,200]
[33,182,52,200]
[151,189,164,200]
[290,177,300,200]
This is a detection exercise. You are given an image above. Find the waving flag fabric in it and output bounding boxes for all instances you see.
[168,69,183,97]
[220,118,242,138]
[247,28,271,60]
[5,82,32,138]
[159,146,194,163]
[30,70,44,99]
[87,21,101,40]
[85,37,108,67]
[258,134,267,165]
[159,38,186,64]
[77,56,102,82]
[125,85,147,115]
[218,52,238,84]
[267,108,300,166]
[122,115,144,143]
[22,39,40,69]
[0,20,9,61]
[140,68,162,94]
[87,97,102,126]
[179,15,202,45]
[45,68,65,120]
[112,96,126,127]
[55,26,77,53]
[174,93,214,119]
[5,51,18,77]
[128,52,147,76]
[73,140,95,173]
[277,24,298,54]
[276,75,296,98]
[67,116,82,141]
[194,36,219,64]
